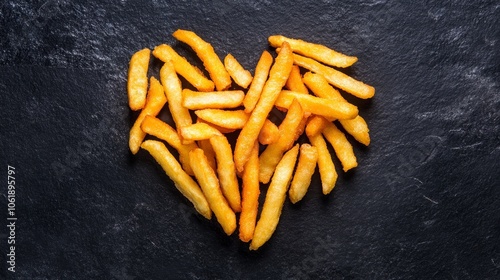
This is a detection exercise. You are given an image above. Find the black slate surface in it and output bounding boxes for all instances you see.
[1,1,499,279]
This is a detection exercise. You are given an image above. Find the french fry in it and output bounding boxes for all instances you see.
[269,35,357,68]
[259,99,304,184]
[189,148,236,235]
[153,44,214,92]
[285,65,308,94]
[210,135,241,212]
[302,72,346,102]
[234,42,293,172]
[303,72,370,145]
[141,140,211,219]
[275,90,358,120]
[292,53,375,99]
[306,120,337,195]
[258,119,280,145]
[179,123,223,141]
[195,109,249,130]
[127,48,150,110]
[303,115,328,139]
[239,141,260,242]
[173,29,232,91]
[198,139,217,171]
[140,116,197,175]
[196,118,237,134]
[160,60,193,137]
[182,89,245,110]
[250,144,299,250]
[224,54,253,88]
[339,116,371,146]
[243,51,273,113]
[129,77,167,154]
[289,144,318,204]
[322,122,358,172]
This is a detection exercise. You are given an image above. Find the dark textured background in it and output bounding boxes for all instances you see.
[1,0,499,279]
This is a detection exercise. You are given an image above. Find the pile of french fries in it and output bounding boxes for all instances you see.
[127,30,374,250]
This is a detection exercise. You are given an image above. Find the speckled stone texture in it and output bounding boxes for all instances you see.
[1,0,499,279]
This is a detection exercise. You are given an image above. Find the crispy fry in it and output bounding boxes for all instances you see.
[339,116,371,146]
[269,35,357,68]
[306,120,337,195]
[198,139,217,171]
[127,48,150,110]
[182,89,245,110]
[322,122,358,172]
[210,135,241,212]
[289,144,318,203]
[224,54,253,88]
[160,60,193,136]
[304,115,328,138]
[302,72,346,102]
[303,72,370,145]
[234,42,293,172]
[129,77,167,154]
[141,140,211,219]
[153,44,214,91]
[195,109,249,130]
[258,119,280,145]
[141,116,197,175]
[292,53,375,99]
[250,144,299,250]
[285,65,308,94]
[259,99,304,184]
[196,118,237,134]
[189,148,236,235]
[275,90,358,120]
[173,29,232,91]
[179,123,223,141]
[243,51,273,113]
[239,141,260,242]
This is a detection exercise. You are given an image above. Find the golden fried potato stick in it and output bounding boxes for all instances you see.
[285,65,308,94]
[303,72,370,145]
[182,89,245,110]
[196,118,237,134]
[275,90,358,120]
[210,135,241,212]
[141,116,197,175]
[234,42,293,172]
[127,48,150,111]
[189,148,236,235]
[259,99,304,184]
[239,141,260,242]
[250,144,299,250]
[302,71,345,102]
[195,109,249,130]
[160,60,193,137]
[306,120,337,195]
[269,35,357,68]
[224,54,253,88]
[129,77,167,154]
[179,123,223,141]
[141,140,211,219]
[153,44,214,92]
[258,119,280,145]
[243,51,273,113]
[289,144,318,203]
[198,139,217,171]
[173,29,232,91]
[339,116,370,146]
[322,121,358,172]
[300,115,327,142]
[292,53,375,99]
